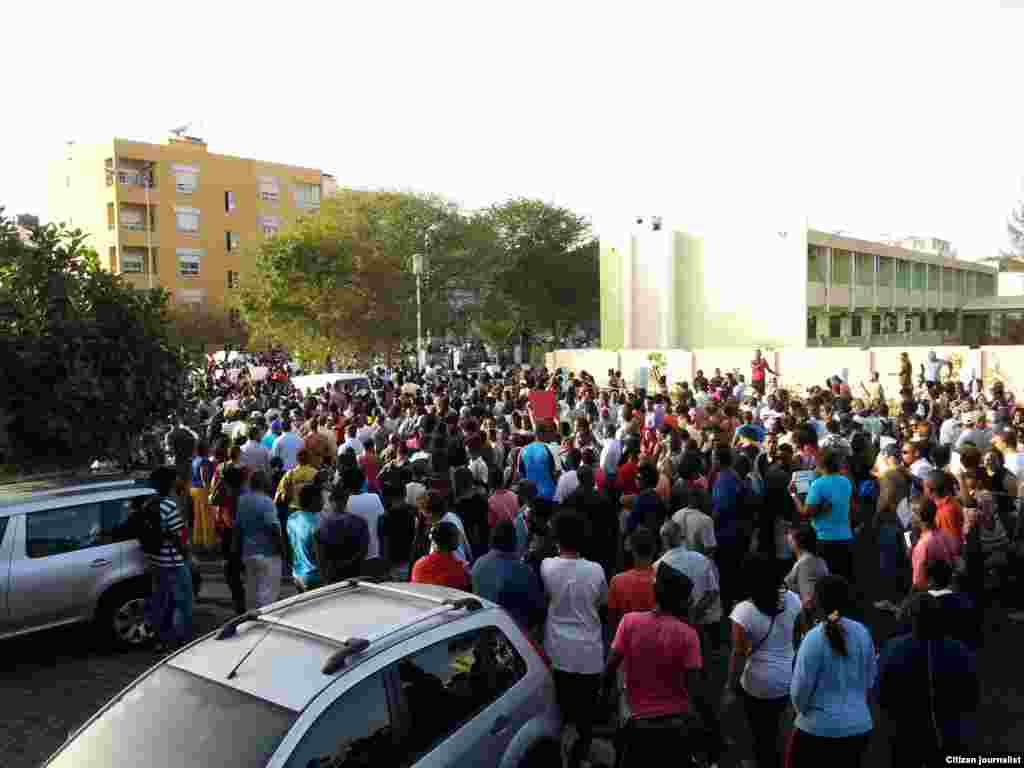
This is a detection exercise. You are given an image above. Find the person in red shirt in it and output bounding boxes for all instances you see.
[616,447,641,496]
[603,563,720,766]
[608,526,657,631]
[359,441,381,493]
[751,349,776,396]
[925,470,963,553]
[411,522,471,590]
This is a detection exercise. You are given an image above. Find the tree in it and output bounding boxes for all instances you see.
[481,198,599,349]
[236,189,491,365]
[982,200,1024,271]
[0,209,187,470]
[166,304,249,362]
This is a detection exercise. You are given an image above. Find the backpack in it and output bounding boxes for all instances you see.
[134,497,165,556]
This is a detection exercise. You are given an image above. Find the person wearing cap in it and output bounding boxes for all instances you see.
[262,418,283,451]
[955,410,991,453]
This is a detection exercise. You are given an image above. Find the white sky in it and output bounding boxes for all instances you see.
[3,0,1022,259]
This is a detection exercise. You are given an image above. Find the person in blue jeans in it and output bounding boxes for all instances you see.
[789,575,876,768]
[146,467,194,652]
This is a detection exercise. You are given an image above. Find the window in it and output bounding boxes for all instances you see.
[912,263,926,291]
[807,245,827,283]
[121,248,145,274]
[108,246,117,270]
[829,316,842,338]
[258,176,280,202]
[227,270,239,289]
[120,206,145,230]
[260,215,280,238]
[177,248,202,277]
[26,504,103,558]
[284,673,394,768]
[176,206,200,233]
[294,182,321,208]
[172,163,199,194]
[0,518,8,548]
[107,203,115,231]
[851,315,863,337]
[225,190,236,213]
[226,231,240,252]
[831,250,851,285]
[928,265,940,291]
[807,315,817,339]
[886,313,898,332]
[943,267,955,292]
[871,315,881,335]
[229,308,241,326]
[921,313,929,331]
[905,315,914,333]
[877,257,893,287]
[46,665,295,768]
[894,260,910,290]
[856,253,873,286]
[395,627,527,762]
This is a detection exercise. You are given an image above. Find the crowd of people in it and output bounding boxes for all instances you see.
[141,347,1015,768]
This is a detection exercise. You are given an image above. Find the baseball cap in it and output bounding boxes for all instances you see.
[271,419,283,431]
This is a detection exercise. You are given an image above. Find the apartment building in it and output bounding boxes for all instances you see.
[49,135,330,310]
[598,219,998,350]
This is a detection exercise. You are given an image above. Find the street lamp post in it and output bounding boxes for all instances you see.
[413,253,424,371]
[142,162,155,291]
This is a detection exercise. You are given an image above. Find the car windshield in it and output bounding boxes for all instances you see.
[46,665,297,768]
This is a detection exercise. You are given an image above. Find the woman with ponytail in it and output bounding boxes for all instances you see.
[878,593,979,767]
[788,575,876,768]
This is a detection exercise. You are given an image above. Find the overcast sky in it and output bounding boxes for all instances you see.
[3,0,1022,259]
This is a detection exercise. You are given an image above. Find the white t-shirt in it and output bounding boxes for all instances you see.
[346,493,386,560]
[338,436,366,459]
[271,431,303,471]
[553,470,580,504]
[672,508,717,554]
[655,547,722,624]
[239,440,271,473]
[729,589,802,699]
[540,557,608,675]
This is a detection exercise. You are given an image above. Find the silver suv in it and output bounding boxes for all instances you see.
[0,474,201,647]
[44,580,563,768]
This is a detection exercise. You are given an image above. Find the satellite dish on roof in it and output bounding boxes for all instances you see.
[169,123,191,137]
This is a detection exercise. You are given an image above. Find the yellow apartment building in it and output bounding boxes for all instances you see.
[49,134,330,311]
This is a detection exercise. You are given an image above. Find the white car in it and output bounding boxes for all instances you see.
[45,580,562,768]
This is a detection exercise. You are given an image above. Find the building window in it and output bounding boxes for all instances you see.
[912,263,926,291]
[856,253,873,286]
[928,265,940,292]
[226,231,240,252]
[120,206,146,231]
[294,182,321,209]
[175,206,200,233]
[177,248,202,277]
[894,260,910,290]
[258,176,280,202]
[851,315,863,337]
[943,267,955,293]
[905,315,914,333]
[877,257,893,287]
[871,315,881,335]
[227,270,239,289]
[829,316,842,338]
[172,163,199,194]
[107,203,115,231]
[807,245,827,283]
[886,312,898,332]
[121,248,145,274]
[807,315,817,339]
[831,250,851,285]
[921,313,929,331]
[225,190,236,213]
[260,215,280,238]
[229,308,241,326]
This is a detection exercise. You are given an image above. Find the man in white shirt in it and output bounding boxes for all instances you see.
[939,410,963,447]
[924,350,950,386]
[271,418,303,471]
[994,427,1024,479]
[656,519,721,637]
[341,468,387,573]
[671,490,718,557]
[599,424,622,483]
[903,441,934,486]
[240,428,271,474]
[338,424,366,459]
[553,449,581,504]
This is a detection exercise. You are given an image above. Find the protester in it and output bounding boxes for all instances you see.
[234,470,286,610]
[471,520,546,630]
[287,483,323,592]
[144,467,193,653]
[608,526,657,631]
[411,522,471,589]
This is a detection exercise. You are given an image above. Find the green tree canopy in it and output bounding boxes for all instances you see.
[0,209,187,469]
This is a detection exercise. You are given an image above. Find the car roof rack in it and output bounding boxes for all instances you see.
[214,580,483,678]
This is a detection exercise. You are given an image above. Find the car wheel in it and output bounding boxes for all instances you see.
[519,738,562,768]
[100,585,154,649]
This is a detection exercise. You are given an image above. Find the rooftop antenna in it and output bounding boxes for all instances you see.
[169,122,191,138]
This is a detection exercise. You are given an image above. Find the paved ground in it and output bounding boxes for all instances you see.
[2,544,1022,768]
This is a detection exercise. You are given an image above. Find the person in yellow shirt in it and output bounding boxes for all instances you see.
[273,449,319,572]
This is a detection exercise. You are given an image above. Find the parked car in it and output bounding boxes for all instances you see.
[0,473,202,648]
[44,580,562,768]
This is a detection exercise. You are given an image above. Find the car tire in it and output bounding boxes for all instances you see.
[97,582,154,650]
[518,738,562,768]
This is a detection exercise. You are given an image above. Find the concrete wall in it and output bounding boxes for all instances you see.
[549,345,1024,395]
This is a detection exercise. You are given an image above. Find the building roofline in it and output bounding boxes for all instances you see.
[108,136,323,175]
[808,228,996,274]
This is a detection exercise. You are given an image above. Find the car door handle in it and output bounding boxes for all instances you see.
[490,715,511,735]
[90,558,112,568]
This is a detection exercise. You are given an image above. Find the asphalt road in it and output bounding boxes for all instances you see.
[1,544,1022,768]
